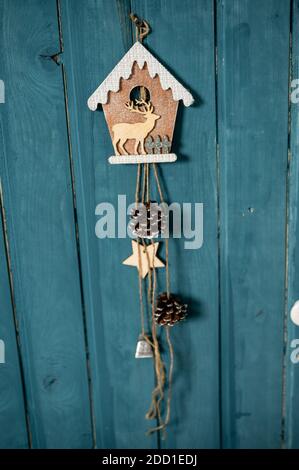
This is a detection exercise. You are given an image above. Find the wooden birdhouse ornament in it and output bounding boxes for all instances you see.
[88,14,194,436]
[87,23,193,164]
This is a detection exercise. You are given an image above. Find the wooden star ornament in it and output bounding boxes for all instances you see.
[123,240,165,279]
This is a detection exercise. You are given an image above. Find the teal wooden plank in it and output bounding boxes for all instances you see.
[0,0,93,448]
[131,0,220,448]
[285,0,299,450]
[60,0,157,448]
[0,207,28,448]
[217,0,290,448]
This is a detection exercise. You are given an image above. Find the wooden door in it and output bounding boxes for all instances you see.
[0,0,298,449]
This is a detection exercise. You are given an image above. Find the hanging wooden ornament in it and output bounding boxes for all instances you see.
[88,14,194,436]
[87,23,193,164]
[123,240,164,279]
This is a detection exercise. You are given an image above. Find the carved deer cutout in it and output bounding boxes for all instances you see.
[112,99,160,155]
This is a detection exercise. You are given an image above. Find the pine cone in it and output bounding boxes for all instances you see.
[129,201,167,239]
[155,292,188,326]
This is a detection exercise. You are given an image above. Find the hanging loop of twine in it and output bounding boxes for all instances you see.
[130,13,150,42]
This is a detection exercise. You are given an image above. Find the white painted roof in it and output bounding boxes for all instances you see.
[87,41,194,110]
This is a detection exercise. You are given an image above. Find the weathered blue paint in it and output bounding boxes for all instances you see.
[0,210,28,448]
[285,0,299,450]
[0,0,299,450]
[131,0,221,449]
[0,0,93,448]
[59,0,157,449]
[217,0,290,448]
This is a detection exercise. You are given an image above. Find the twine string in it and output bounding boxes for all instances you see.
[130,13,150,43]
[146,163,150,203]
[135,164,145,336]
[133,151,174,435]
[146,243,165,427]
[134,163,167,431]
[152,163,174,437]
[142,164,152,304]
[135,163,141,209]
[146,239,165,433]
[153,163,170,299]
[137,241,145,336]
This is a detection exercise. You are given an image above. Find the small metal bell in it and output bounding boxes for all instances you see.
[135,334,153,359]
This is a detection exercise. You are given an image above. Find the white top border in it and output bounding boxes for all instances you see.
[87,42,194,110]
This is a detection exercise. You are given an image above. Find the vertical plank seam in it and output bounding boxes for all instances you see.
[0,84,39,446]
[213,0,223,450]
[0,182,32,448]
[56,0,97,448]
[281,0,294,450]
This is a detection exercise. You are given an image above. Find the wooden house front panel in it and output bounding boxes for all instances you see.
[102,63,178,155]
